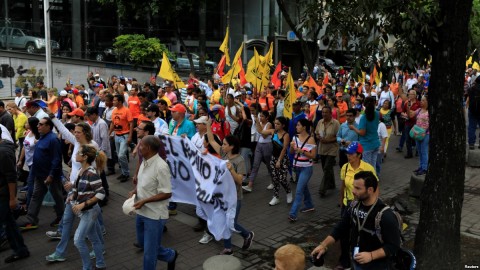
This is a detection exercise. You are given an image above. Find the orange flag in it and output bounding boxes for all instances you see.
[308,76,322,95]
[271,61,282,89]
[238,58,247,85]
[217,55,226,76]
[370,66,377,86]
[323,72,329,85]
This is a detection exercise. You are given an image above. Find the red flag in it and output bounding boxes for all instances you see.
[217,55,226,76]
[308,76,322,95]
[323,72,329,85]
[238,58,247,85]
[271,61,282,89]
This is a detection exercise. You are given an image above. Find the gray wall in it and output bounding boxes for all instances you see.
[0,53,156,98]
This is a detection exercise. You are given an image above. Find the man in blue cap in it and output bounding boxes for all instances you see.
[14,88,27,111]
[25,100,49,120]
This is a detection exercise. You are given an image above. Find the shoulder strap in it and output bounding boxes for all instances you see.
[17,97,25,107]
[374,205,404,244]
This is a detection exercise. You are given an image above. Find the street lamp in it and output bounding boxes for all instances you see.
[43,0,52,87]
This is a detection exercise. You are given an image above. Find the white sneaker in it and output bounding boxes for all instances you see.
[269,197,280,206]
[199,232,213,244]
[286,193,293,204]
[266,184,274,190]
[242,186,253,192]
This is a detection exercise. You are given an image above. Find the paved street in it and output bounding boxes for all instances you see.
[1,135,480,269]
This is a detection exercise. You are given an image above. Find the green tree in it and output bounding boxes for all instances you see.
[470,0,480,51]
[113,34,172,67]
[316,0,472,268]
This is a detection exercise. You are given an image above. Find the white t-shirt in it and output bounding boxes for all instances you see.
[377,122,388,153]
[378,90,395,109]
[15,96,27,110]
[23,132,37,166]
[153,117,169,136]
[0,124,13,142]
[191,132,205,152]
[225,105,238,134]
[406,78,418,90]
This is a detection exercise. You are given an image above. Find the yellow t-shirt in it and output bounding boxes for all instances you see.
[157,96,172,107]
[14,113,28,140]
[210,89,221,104]
[340,160,377,206]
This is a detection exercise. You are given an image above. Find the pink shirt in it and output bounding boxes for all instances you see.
[165,91,177,104]
[415,109,429,134]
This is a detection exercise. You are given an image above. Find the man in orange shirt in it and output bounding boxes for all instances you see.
[336,92,348,123]
[109,94,133,182]
[128,86,141,144]
[72,89,84,108]
[258,89,274,113]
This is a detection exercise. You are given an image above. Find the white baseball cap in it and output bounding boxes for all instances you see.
[122,195,136,216]
[59,90,68,97]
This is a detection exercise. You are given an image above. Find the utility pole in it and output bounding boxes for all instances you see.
[43,0,52,87]
[4,0,9,50]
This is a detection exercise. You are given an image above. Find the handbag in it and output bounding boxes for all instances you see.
[122,194,137,216]
[409,125,426,141]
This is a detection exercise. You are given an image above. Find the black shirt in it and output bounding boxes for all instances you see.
[330,199,401,269]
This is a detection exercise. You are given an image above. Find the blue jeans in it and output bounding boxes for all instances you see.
[362,148,379,169]
[136,215,175,270]
[114,134,130,176]
[223,200,250,249]
[289,166,314,219]
[55,202,75,257]
[375,152,383,175]
[0,200,29,256]
[74,204,105,270]
[468,111,480,145]
[57,203,105,256]
[416,134,429,171]
[399,125,414,155]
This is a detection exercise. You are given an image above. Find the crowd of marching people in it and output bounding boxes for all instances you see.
[0,61,444,270]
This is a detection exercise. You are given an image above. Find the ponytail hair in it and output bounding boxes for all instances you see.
[80,144,107,173]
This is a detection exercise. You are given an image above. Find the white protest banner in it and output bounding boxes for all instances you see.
[158,135,237,240]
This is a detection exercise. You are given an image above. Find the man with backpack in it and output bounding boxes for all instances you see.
[467,76,480,150]
[311,171,401,270]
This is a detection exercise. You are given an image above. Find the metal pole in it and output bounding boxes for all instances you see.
[43,0,52,87]
[4,0,9,50]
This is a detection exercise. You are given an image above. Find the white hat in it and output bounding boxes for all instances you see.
[193,116,209,124]
[94,73,100,77]
[122,195,136,216]
[59,90,68,97]
[234,91,242,98]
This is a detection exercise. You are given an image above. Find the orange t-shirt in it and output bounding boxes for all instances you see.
[337,101,348,123]
[390,83,399,98]
[75,95,84,107]
[128,96,141,118]
[258,97,274,111]
[112,106,133,135]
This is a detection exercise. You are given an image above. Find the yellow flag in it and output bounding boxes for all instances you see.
[245,48,265,91]
[173,73,186,89]
[158,52,186,88]
[473,62,480,71]
[264,42,274,66]
[219,27,230,66]
[375,72,382,86]
[466,56,473,67]
[221,42,244,84]
[283,68,296,118]
[158,52,175,82]
[362,71,366,83]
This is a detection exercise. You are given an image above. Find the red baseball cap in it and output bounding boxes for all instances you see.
[168,103,186,113]
[68,108,85,117]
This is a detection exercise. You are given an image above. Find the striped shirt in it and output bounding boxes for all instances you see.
[292,136,316,167]
[72,166,105,209]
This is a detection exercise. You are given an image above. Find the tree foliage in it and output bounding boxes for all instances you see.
[470,0,480,50]
[276,0,326,73]
[113,34,172,67]
[97,0,198,71]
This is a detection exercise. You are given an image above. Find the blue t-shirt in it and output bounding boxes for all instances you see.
[358,111,380,151]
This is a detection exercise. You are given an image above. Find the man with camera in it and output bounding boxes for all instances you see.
[311,171,401,269]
